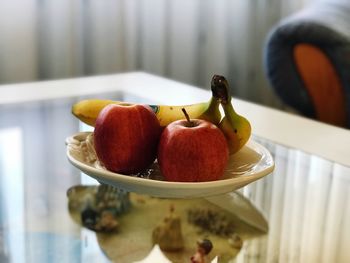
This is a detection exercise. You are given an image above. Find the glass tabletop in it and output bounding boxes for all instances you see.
[0,91,349,263]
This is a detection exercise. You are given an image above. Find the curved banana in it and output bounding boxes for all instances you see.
[72,97,221,127]
[211,75,251,154]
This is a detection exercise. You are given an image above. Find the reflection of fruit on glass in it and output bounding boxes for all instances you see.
[187,207,237,237]
[94,104,162,174]
[157,109,229,182]
[152,205,184,251]
[190,238,213,263]
[67,184,131,232]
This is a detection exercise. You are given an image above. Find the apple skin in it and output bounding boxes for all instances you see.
[94,104,162,174]
[157,119,229,182]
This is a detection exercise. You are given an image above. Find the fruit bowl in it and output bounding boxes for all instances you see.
[66,132,274,198]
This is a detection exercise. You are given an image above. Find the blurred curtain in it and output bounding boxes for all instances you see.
[237,136,350,263]
[0,0,316,107]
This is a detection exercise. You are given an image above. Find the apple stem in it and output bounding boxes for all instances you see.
[182,108,194,127]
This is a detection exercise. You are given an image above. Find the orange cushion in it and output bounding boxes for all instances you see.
[294,43,347,127]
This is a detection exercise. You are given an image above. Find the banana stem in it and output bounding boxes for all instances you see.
[210,75,232,105]
[211,74,240,118]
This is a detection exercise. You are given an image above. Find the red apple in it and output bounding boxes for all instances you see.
[157,115,229,182]
[94,104,161,174]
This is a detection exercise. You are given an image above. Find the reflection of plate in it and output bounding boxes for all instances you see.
[67,186,263,263]
[66,132,274,198]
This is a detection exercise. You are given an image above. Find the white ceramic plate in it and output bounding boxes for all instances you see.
[66,132,274,198]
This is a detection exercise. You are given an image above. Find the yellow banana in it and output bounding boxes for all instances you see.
[72,97,221,127]
[211,75,251,154]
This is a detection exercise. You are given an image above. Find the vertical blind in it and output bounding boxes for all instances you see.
[0,0,315,107]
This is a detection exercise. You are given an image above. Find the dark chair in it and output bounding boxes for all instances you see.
[264,0,350,128]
